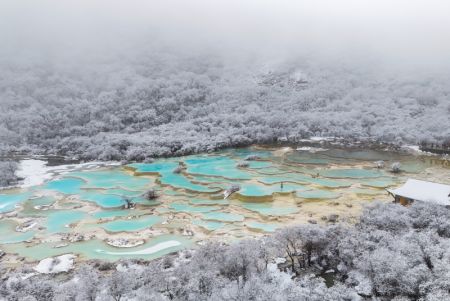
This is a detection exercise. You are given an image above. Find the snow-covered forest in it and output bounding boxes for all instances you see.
[1,50,449,161]
[1,0,449,161]
[1,1,449,300]
[2,201,449,301]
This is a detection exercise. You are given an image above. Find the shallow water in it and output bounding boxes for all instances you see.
[92,209,144,219]
[245,221,280,232]
[238,182,306,197]
[0,190,33,213]
[70,170,151,191]
[0,146,447,262]
[0,220,36,244]
[202,212,245,222]
[320,168,384,179]
[79,191,126,208]
[130,161,219,192]
[192,219,225,231]
[185,156,252,180]
[1,234,192,262]
[45,177,85,195]
[189,198,230,206]
[296,190,342,199]
[169,202,221,213]
[239,202,299,216]
[46,210,87,233]
[101,215,163,232]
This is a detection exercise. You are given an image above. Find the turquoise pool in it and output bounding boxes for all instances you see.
[101,215,163,232]
[0,146,440,262]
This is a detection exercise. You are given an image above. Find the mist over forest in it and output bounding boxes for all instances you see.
[1,0,449,160]
[0,2,450,301]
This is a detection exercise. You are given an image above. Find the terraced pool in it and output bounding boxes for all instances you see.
[0,146,447,263]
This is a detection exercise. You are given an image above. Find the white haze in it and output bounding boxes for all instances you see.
[1,0,450,69]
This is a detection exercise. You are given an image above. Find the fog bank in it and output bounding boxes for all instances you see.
[1,0,450,70]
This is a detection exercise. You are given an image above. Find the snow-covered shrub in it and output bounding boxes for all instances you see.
[391,162,401,173]
[236,161,249,168]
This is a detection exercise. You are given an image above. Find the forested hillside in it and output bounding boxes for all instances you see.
[1,50,449,160]
[1,0,449,161]
[1,1,449,300]
[2,202,450,300]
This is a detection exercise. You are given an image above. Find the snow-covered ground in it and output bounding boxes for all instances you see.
[298,136,338,143]
[34,254,76,274]
[15,159,121,188]
[16,160,52,187]
[296,146,328,153]
[96,240,182,256]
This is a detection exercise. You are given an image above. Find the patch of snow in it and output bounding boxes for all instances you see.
[296,146,328,153]
[20,273,37,280]
[374,160,385,168]
[298,136,336,143]
[267,263,295,286]
[401,144,430,155]
[96,240,182,256]
[402,145,421,153]
[182,228,194,236]
[273,147,293,157]
[16,159,121,188]
[347,271,372,296]
[116,264,127,272]
[310,136,335,141]
[274,257,287,264]
[34,254,76,274]
[106,238,145,248]
[16,221,37,232]
[16,160,50,188]
[34,204,52,210]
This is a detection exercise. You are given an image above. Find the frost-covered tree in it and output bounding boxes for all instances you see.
[0,49,448,161]
[0,160,18,187]
[1,202,450,301]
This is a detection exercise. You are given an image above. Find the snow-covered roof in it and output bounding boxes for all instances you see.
[387,179,450,206]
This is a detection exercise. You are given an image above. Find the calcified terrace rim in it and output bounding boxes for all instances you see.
[0,146,448,264]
